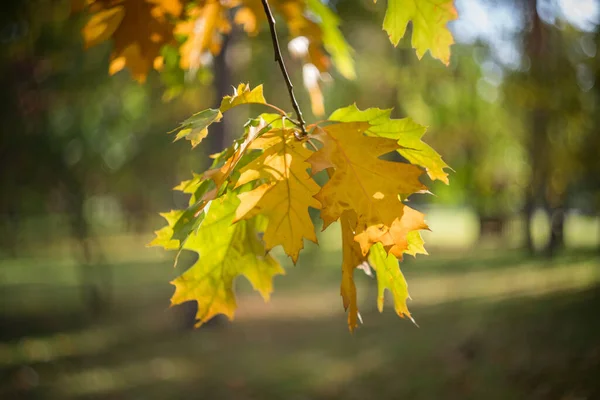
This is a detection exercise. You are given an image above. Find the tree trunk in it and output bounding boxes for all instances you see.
[545,206,565,257]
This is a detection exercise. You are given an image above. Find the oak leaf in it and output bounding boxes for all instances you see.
[340,211,366,332]
[354,205,429,257]
[234,128,321,262]
[170,191,284,326]
[172,109,223,148]
[219,83,267,112]
[379,0,457,65]
[175,2,231,72]
[368,243,414,323]
[330,104,450,184]
[308,122,426,231]
[170,84,267,148]
[148,209,185,250]
[81,0,183,81]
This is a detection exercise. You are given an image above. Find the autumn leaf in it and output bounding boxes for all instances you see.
[148,209,185,250]
[172,109,223,147]
[234,128,321,262]
[379,0,457,65]
[170,191,284,326]
[175,1,231,72]
[81,0,183,81]
[219,83,267,112]
[340,211,365,332]
[330,104,450,184]
[405,230,428,257]
[308,122,426,230]
[354,205,429,257]
[170,84,269,148]
[368,242,414,323]
[203,116,273,189]
[81,6,125,48]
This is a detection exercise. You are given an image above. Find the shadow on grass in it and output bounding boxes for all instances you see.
[1,283,599,400]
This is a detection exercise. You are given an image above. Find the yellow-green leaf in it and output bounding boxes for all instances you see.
[306,0,355,79]
[380,0,457,65]
[171,191,284,326]
[172,109,223,148]
[368,242,413,322]
[219,83,267,113]
[148,210,184,250]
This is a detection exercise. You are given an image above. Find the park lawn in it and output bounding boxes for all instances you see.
[0,244,599,399]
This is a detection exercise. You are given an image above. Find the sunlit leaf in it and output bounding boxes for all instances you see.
[330,104,451,184]
[80,0,184,81]
[219,83,267,112]
[340,211,365,332]
[368,242,414,322]
[379,0,457,65]
[172,109,223,148]
[234,128,321,262]
[171,191,285,326]
[308,122,426,230]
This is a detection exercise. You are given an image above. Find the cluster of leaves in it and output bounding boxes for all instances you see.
[74,0,458,330]
[73,0,456,113]
[150,83,450,330]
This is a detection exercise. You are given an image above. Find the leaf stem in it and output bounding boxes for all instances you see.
[260,0,308,137]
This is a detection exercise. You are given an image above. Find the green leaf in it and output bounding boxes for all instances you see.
[330,104,450,184]
[380,0,457,65]
[219,83,267,113]
[368,243,414,323]
[172,108,223,148]
[170,191,285,326]
[306,0,355,80]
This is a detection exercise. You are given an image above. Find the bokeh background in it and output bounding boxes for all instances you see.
[1,0,600,398]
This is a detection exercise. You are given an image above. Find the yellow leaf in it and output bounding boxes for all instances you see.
[219,83,267,113]
[308,122,426,230]
[233,128,321,263]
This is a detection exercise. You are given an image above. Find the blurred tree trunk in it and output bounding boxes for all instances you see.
[545,206,565,257]
[523,0,552,256]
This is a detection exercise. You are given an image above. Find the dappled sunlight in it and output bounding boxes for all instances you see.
[234,258,600,321]
[56,357,199,397]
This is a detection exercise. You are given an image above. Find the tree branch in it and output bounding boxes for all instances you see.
[260,0,307,137]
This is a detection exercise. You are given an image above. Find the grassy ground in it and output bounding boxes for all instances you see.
[1,231,599,399]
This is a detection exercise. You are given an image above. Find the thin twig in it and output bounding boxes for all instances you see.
[260,0,307,137]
